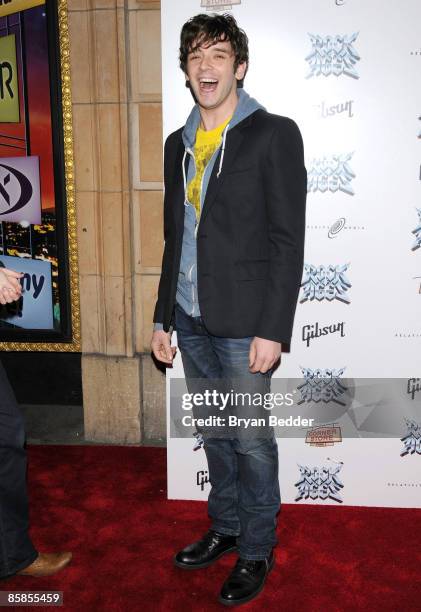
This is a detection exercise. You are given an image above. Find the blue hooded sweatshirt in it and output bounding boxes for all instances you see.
[154,89,264,331]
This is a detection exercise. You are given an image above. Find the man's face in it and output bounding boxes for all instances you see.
[185,38,246,110]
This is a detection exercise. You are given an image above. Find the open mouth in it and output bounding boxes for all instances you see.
[199,78,218,93]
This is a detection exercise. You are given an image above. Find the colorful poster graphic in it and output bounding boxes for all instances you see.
[0,155,41,223]
[0,253,53,329]
[0,33,19,122]
[0,3,61,334]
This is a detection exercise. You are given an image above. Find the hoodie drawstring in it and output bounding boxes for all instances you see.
[182,149,188,203]
[217,123,230,178]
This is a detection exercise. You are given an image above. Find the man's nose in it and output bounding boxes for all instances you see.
[199,55,213,70]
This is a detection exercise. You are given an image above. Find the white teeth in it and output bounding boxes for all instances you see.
[200,78,217,84]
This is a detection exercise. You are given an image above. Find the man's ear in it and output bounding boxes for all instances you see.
[185,73,190,88]
[235,61,247,82]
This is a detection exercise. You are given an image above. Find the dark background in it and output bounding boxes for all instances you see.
[2,352,82,405]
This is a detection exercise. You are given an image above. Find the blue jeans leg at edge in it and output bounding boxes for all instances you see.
[174,303,281,560]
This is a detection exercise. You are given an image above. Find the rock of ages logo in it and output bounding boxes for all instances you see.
[297,367,348,406]
[307,153,356,195]
[300,263,351,304]
[306,33,360,79]
[400,418,421,456]
[201,0,241,10]
[295,460,344,503]
[412,208,421,251]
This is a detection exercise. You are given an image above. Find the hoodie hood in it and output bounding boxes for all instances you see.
[182,88,265,149]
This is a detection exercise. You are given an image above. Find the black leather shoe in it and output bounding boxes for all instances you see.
[219,550,274,606]
[174,530,237,569]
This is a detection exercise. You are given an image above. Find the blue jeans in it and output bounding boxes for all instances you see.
[174,302,280,560]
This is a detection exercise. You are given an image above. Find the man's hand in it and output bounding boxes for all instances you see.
[0,268,23,305]
[151,329,177,365]
[249,336,281,374]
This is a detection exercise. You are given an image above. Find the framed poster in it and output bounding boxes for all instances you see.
[0,0,80,351]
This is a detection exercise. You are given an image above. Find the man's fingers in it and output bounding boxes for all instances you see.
[158,347,173,364]
[8,278,22,291]
[3,269,23,279]
[249,357,264,373]
[151,331,176,365]
[248,342,257,368]
[164,343,174,362]
[154,344,171,364]
[259,359,273,374]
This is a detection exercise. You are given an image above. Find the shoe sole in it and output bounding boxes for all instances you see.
[173,545,238,570]
[218,555,275,606]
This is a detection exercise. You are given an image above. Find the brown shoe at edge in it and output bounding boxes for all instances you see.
[17,552,72,577]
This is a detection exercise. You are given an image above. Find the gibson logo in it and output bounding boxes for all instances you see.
[196,470,209,491]
[302,321,345,347]
[407,378,421,400]
[315,100,354,119]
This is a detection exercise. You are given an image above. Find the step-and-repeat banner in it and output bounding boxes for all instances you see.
[161,0,421,507]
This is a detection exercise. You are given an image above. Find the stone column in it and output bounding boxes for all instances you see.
[68,0,165,443]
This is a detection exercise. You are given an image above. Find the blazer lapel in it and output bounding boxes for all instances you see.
[172,139,187,231]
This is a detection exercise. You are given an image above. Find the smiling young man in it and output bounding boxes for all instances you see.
[151,13,306,606]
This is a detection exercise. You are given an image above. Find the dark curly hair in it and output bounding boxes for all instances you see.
[179,13,249,82]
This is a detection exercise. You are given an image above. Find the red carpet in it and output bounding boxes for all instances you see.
[4,446,421,611]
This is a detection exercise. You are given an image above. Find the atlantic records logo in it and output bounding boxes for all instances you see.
[0,156,41,224]
[306,424,342,447]
[201,0,241,10]
[328,217,346,238]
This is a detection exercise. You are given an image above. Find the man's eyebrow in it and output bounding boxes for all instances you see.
[188,44,231,54]
[210,46,230,53]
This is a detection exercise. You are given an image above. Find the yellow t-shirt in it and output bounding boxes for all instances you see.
[187,116,231,223]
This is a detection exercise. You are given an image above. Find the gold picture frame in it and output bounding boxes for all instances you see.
[0,0,80,351]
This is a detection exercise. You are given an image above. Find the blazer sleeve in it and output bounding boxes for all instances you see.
[254,118,307,345]
[153,134,176,328]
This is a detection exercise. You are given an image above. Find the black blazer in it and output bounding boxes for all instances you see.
[153,108,307,345]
